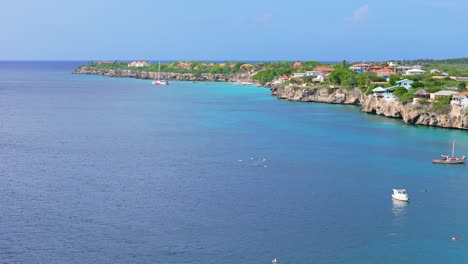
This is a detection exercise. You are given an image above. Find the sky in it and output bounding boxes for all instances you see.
[1,0,467,61]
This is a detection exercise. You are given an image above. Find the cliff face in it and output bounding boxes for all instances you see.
[272,84,468,130]
[73,66,253,82]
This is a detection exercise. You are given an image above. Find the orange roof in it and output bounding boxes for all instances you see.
[313,66,334,72]
[352,63,370,67]
[292,61,303,68]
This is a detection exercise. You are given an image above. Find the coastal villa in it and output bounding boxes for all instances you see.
[388,61,398,67]
[450,92,468,107]
[396,79,414,90]
[128,61,151,67]
[292,61,303,69]
[430,90,458,101]
[372,66,395,78]
[349,63,370,73]
[405,69,426,76]
[394,66,413,75]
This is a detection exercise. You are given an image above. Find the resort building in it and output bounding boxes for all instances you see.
[396,79,414,90]
[349,63,370,73]
[430,90,458,101]
[128,61,151,67]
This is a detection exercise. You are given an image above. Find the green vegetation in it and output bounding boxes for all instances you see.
[432,96,451,113]
[401,57,468,76]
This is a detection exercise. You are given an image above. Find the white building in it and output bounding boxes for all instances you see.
[405,69,426,75]
[128,61,152,67]
[430,90,458,101]
[293,73,306,78]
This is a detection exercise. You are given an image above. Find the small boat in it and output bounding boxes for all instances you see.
[432,141,465,164]
[392,189,409,202]
[152,61,169,86]
[152,80,169,86]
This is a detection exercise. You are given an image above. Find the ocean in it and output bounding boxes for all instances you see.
[1,61,467,264]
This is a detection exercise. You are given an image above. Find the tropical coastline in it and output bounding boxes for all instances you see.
[73,59,468,130]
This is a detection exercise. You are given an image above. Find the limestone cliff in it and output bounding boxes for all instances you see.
[272,84,468,130]
[73,66,253,83]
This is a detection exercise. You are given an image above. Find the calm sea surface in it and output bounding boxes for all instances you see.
[1,62,468,264]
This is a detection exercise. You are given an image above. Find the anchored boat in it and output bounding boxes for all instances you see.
[432,141,465,164]
[152,61,169,86]
[392,189,409,202]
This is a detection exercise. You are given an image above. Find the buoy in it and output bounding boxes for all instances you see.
[452,236,458,241]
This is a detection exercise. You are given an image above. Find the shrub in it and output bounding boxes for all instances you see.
[432,96,451,113]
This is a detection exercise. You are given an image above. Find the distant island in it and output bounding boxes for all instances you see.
[73,58,468,129]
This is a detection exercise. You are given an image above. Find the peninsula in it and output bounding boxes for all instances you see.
[73,58,468,130]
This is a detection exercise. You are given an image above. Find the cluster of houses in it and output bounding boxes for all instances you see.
[371,78,468,107]
[274,61,435,85]
[348,63,428,77]
[128,61,152,67]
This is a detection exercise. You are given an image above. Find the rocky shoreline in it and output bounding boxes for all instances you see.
[271,84,468,130]
[73,65,468,130]
[73,66,254,83]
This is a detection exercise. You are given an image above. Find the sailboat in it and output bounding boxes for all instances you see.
[152,61,169,86]
[432,141,465,164]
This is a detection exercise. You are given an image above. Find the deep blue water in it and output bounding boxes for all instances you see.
[1,62,468,264]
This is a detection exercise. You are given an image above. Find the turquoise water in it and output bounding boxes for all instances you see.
[1,62,468,264]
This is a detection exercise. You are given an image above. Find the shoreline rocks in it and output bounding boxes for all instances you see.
[271,83,468,130]
[72,66,254,83]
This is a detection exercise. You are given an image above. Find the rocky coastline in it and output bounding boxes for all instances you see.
[73,65,468,130]
[271,84,468,130]
[73,66,254,83]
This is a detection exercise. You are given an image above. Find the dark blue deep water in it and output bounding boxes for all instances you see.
[1,62,468,264]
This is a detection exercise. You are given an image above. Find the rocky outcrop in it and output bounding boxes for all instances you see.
[73,66,254,83]
[272,83,468,129]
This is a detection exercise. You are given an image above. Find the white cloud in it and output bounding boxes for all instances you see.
[347,4,369,22]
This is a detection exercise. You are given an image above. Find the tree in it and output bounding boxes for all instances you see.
[304,61,319,69]
[389,75,401,86]
[411,81,425,89]
[458,82,466,90]
[393,86,408,97]
[342,60,347,68]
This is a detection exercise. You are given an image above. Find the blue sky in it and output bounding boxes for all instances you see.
[1,0,467,61]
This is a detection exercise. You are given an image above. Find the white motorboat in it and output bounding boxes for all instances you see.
[392,189,409,202]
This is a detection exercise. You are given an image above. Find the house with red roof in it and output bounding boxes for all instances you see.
[313,66,334,74]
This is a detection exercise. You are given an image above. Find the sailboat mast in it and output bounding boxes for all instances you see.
[158,61,160,80]
[452,141,455,157]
